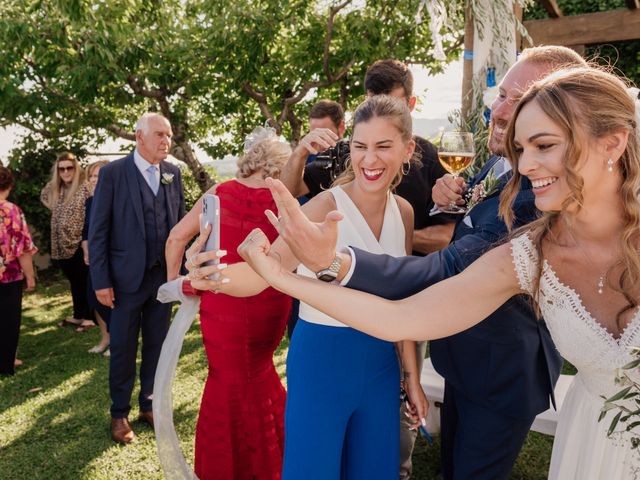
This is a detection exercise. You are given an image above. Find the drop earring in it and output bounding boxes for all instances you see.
[607,158,614,173]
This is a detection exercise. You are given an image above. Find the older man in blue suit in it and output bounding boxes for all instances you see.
[89,113,185,444]
[251,47,586,479]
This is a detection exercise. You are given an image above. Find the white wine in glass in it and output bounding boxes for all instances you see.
[437,132,475,213]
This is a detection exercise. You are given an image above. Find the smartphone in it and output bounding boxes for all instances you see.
[200,193,221,280]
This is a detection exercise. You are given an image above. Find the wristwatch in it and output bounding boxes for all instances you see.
[315,254,342,282]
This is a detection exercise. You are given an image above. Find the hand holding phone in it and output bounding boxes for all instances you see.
[200,194,221,280]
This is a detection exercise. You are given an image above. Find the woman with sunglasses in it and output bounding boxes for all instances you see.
[41,152,94,330]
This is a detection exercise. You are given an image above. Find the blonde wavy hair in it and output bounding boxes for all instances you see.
[42,152,85,208]
[236,138,292,180]
[333,95,420,190]
[87,159,110,178]
[499,67,640,326]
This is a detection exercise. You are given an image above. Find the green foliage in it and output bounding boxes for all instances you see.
[7,138,88,255]
[0,0,464,193]
[599,346,640,447]
[180,163,224,211]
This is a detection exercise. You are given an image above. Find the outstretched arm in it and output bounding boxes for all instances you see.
[184,188,341,297]
[240,232,523,342]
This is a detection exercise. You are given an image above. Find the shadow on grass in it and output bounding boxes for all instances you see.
[0,272,208,480]
[1,271,551,479]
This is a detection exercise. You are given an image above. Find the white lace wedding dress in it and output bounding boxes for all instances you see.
[511,234,640,479]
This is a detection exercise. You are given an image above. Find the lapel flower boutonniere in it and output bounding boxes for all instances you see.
[464,170,499,214]
[161,172,175,185]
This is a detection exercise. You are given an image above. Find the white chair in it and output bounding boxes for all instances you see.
[420,357,574,436]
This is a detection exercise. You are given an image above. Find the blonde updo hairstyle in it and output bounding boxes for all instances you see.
[333,95,420,190]
[236,138,292,180]
[499,67,640,326]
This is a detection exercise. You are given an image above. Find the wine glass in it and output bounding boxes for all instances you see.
[437,131,475,214]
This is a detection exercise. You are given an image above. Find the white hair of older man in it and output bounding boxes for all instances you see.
[135,112,166,134]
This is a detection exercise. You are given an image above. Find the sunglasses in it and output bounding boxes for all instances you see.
[58,166,75,173]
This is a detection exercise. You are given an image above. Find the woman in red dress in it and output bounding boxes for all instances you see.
[166,129,292,479]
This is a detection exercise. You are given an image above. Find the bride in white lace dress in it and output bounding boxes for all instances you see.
[237,67,640,479]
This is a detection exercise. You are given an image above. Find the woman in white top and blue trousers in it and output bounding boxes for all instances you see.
[185,95,429,479]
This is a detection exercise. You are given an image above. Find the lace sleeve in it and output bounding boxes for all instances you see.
[510,234,538,296]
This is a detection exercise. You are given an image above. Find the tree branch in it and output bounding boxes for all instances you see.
[106,124,136,141]
[282,59,356,112]
[13,120,56,139]
[285,106,302,145]
[242,82,277,128]
[323,0,353,81]
[12,118,81,140]
[274,0,355,127]
[126,75,166,99]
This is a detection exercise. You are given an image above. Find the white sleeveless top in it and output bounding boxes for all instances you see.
[298,186,407,327]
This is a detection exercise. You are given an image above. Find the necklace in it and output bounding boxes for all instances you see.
[569,234,611,295]
[597,274,606,295]
[578,251,608,295]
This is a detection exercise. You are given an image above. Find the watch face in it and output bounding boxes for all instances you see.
[317,272,337,282]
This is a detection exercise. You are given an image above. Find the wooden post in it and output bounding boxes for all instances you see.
[461,3,474,124]
[568,44,586,56]
[524,9,640,46]
[514,3,523,51]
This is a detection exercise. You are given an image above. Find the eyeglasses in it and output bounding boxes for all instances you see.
[58,166,75,173]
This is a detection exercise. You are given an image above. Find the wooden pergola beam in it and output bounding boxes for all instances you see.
[626,0,640,9]
[538,0,563,18]
[524,8,640,46]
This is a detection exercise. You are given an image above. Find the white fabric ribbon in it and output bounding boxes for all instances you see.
[154,278,201,480]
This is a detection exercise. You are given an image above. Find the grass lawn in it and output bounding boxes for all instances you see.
[1,271,563,479]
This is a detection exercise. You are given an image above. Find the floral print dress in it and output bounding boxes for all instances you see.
[0,200,37,284]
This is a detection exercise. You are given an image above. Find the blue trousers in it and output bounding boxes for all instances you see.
[283,319,400,480]
[109,265,170,418]
[440,382,535,480]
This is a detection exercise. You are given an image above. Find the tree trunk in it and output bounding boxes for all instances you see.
[286,109,303,146]
[171,140,214,192]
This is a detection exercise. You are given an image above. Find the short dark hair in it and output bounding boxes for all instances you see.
[309,100,344,129]
[364,59,414,98]
[0,165,15,191]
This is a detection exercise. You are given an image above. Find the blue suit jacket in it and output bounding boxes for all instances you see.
[88,153,185,294]
[346,156,562,420]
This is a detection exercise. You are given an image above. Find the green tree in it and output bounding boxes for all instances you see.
[0,0,464,193]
